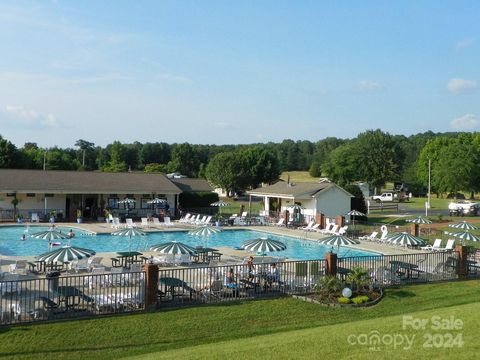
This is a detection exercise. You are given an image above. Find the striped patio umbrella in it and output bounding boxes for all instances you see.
[448,221,479,230]
[188,225,221,237]
[37,246,96,263]
[241,237,287,253]
[150,241,198,255]
[445,230,480,242]
[319,235,360,246]
[345,210,366,217]
[387,232,426,246]
[210,200,230,207]
[30,230,67,241]
[112,227,146,252]
[406,216,433,224]
[147,198,167,205]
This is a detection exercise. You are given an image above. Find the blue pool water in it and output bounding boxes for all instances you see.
[0,226,380,260]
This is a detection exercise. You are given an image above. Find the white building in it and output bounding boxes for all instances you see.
[248,181,353,223]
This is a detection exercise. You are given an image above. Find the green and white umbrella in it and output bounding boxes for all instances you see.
[210,200,230,207]
[241,237,287,253]
[445,230,480,242]
[31,229,67,241]
[319,235,360,246]
[406,216,433,224]
[387,232,426,246]
[346,210,366,217]
[147,198,167,205]
[448,221,479,230]
[188,225,221,237]
[37,245,96,263]
[150,241,198,255]
[112,227,146,252]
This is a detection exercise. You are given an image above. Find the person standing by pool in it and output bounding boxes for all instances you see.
[247,256,255,280]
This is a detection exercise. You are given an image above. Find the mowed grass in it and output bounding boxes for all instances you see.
[0,281,479,359]
[133,302,480,360]
[280,171,319,183]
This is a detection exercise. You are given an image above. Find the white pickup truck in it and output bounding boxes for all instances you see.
[371,192,408,203]
[448,201,479,216]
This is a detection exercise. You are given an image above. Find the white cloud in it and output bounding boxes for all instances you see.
[456,38,474,49]
[447,78,477,93]
[450,114,480,129]
[357,80,385,92]
[2,105,59,128]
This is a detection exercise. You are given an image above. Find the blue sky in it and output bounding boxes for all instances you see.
[0,1,479,148]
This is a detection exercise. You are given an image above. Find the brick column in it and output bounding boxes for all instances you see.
[336,215,345,227]
[325,251,337,276]
[316,213,325,229]
[143,263,159,311]
[455,245,468,279]
[410,223,419,236]
[284,210,290,226]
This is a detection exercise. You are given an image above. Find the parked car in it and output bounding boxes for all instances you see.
[371,192,408,203]
[447,192,466,200]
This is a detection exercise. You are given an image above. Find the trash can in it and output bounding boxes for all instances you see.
[46,271,61,292]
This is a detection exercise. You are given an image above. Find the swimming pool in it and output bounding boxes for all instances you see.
[0,226,380,260]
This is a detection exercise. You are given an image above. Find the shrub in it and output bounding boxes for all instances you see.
[315,276,343,297]
[351,295,369,304]
[338,297,351,304]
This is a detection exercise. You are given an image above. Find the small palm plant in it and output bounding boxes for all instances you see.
[315,275,343,301]
[346,267,371,293]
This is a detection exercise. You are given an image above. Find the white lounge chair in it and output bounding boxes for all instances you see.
[421,239,442,251]
[360,231,378,241]
[31,213,40,223]
[179,213,192,223]
[190,214,201,224]
[300,221,315,231]
[125,218,136,228]
[439,239,455,252]
[112,217,121,229]
[140,217,150,228]
[152,217,161,227]
[163,216,174,227]
[274,218,285,227]
[317,223,334,234]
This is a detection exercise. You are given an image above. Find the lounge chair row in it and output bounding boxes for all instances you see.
[179,213,212,225]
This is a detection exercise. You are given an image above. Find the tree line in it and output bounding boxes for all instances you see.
[0,130,473,197]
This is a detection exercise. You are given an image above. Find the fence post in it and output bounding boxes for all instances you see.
[410,223,419,237]
[325,252,337,276]
[143,263,159,311]
[455,245,468,279]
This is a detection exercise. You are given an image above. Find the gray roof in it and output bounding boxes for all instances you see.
[248,181,353,198]
[171,178,213,192]
[0,169,182,194]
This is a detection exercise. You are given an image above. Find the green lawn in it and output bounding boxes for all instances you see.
[1,280,480,359]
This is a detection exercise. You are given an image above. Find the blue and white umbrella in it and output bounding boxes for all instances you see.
[319,235,360,246]
[112,227,146,252]
[37,245,96,263]
[387,232,426,246]
[241,237,287,253]
[147,198,167,205]
[448,221,479,230]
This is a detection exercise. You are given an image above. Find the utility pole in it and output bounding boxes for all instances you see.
[82,150,86,167]
[426,158,431,216]
[43,151,47,171]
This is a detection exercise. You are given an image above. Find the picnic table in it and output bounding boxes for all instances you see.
[113,251,144,268]
[192,247,220,263]
[56,286,92,310]
[159,277,195,300]
[389,260,420,279]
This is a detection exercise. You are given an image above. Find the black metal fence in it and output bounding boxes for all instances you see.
[2,249,480,325]
[0,271,145,325]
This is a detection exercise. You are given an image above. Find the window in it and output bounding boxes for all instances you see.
[26,193,36,197]
[141,198,151,209]
[45,194,54,197]
[108,197,119,209]
[6,193,15,197]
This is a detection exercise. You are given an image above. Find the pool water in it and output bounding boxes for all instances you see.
[0,226,379,260]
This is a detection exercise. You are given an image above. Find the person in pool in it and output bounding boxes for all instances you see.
[20,234,26,241]
[67,229,75,239]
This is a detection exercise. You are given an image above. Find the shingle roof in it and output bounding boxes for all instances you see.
[0,169,181,194]
[171,178,213,192]
[248,181,353,198]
